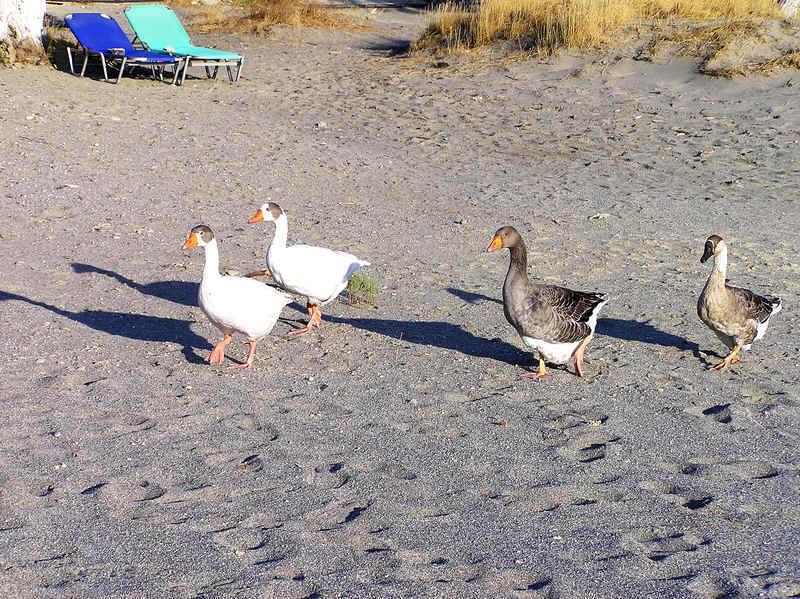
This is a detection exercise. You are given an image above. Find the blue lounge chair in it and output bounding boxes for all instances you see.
[65,13,184,84]
[125,5,243,84]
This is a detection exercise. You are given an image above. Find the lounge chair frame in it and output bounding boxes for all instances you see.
[66,45,185,84]
[65,13,184,85]
[125,5,243,85]
[177,55,243,85]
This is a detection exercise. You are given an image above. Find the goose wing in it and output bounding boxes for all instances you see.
[546,287,609,323]
[271,244,368,301]
[728,285,780,324]
[514,285,607,344]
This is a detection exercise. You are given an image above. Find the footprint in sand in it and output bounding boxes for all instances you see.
[621,527,708,562]
[303,499,372,530]
[639,481,714,511]
[302,460,351,489]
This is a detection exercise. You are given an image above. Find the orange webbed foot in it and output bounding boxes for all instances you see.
[708,360,731,371]
[521,372,550,380]
[289,305,321,336]
[228,362,252,370]
[229,340,256,369]
[206,334,232,365]
[289,324,313,336]
[708,347,741,371]
[521,356,549,379]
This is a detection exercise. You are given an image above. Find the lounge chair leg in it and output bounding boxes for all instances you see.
[171,61,180,85]
[80,52,89,77]
[100,54,109,82]
[236,58,243,82]
[226,65,233,81]
[181,57,189,85]
[67,47,74,74]
[116,57,126,83]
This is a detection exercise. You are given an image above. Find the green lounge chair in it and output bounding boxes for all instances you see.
[125,4,243,84]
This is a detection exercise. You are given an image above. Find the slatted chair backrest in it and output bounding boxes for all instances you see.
[125,5,193,53]
[65,13,134,54]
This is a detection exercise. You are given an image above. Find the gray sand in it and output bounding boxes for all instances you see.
[1,8,799,598]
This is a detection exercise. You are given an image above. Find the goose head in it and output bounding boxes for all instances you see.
[182,225,214,250]
[700,234,725,263]
[248,202,284,224]
[487,226,523,253]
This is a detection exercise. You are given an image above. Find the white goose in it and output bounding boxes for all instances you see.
[182,225,291,369]
[248,202,370,335]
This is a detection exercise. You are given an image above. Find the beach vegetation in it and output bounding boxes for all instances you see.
[169,0,354,33]
[347,273,380,307]
[414,0,783,55]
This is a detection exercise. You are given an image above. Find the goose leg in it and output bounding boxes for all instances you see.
[245,269,270,278]
[521,354,549,379]
[572,335,593,377]
[289,304,321,336]
[309,305,322,328]
[229,340,257,370]
[708,345,742,371]
[207,334,232,365]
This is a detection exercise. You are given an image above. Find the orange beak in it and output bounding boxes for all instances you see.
[487,235,503,253]
[181,233,198,250]
[248,209,264,224]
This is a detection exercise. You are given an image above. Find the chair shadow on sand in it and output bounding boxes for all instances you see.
[0,289,210,364]
[71,262,198,307]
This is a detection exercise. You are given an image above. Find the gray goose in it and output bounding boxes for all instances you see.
[697,235,782,371]
[488,226,609,378]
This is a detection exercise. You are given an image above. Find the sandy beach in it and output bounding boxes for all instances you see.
[0,6,798,597]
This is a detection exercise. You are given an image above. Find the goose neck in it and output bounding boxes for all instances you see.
[508,242,528,279]
[269,215,289,254]
[711,245,728,285]
[202,239,221,279]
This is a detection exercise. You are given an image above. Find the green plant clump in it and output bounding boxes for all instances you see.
[347,273,380,306]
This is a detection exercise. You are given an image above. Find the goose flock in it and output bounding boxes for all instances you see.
[181,207,782,374]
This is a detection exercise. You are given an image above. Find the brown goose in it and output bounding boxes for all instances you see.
[488,226,609,378]
[697,235,782,371]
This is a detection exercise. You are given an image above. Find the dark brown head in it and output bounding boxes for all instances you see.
[181,225,214,250]
[248,202,284,224]
[487,226,523,253]
[700,234,724,263]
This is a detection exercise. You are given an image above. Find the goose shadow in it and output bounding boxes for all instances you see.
[324,315,529,367]
[0,290,210,364]
[446,287,503,306]
[71,263,198,307]
[70,263,308,315]
[597,318,702,358]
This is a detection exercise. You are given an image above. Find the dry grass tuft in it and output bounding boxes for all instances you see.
[1,34,47,66]
[43,25,75,67]
[703,48,800,76]
[414,0,782,54]
[168,0,354,34]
